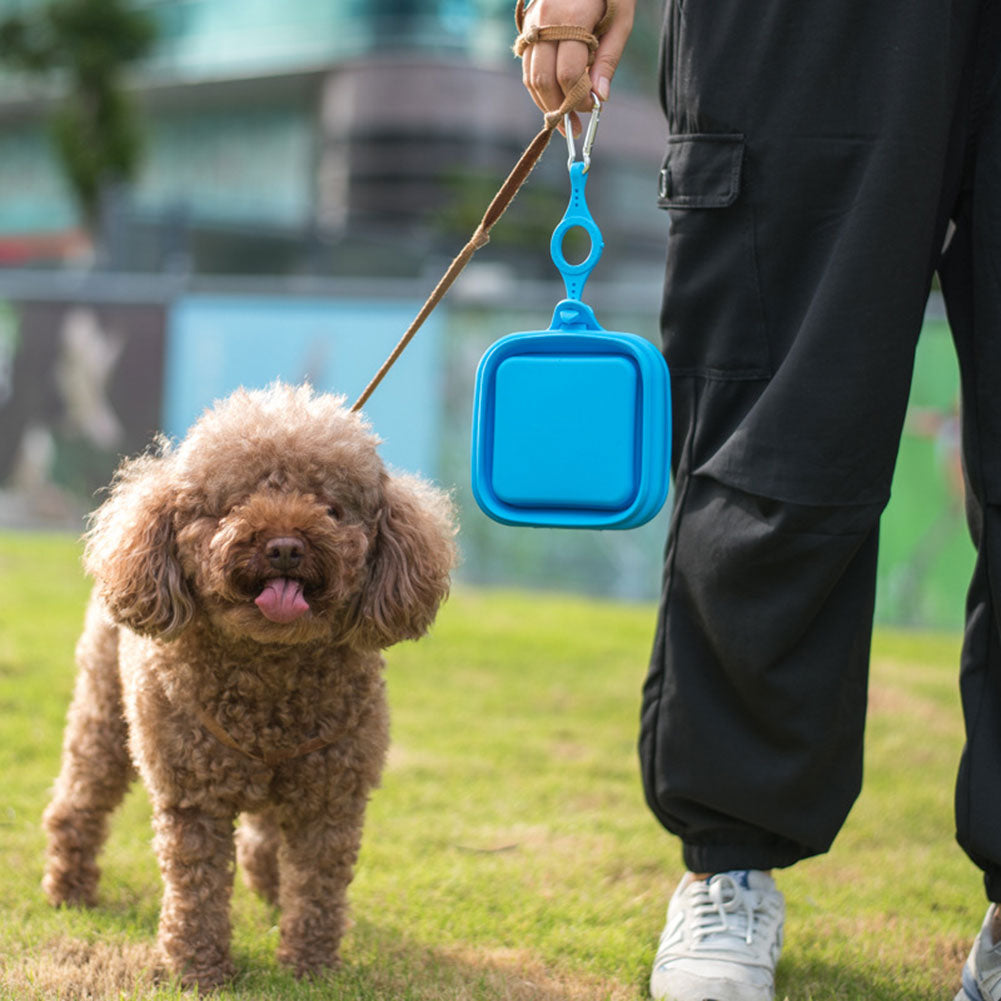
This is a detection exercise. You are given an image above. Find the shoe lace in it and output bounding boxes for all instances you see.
[689,874,757,947]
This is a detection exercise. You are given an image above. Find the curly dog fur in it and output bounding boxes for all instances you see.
[42,383,456,989]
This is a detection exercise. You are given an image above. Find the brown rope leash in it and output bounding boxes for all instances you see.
[195,706,334,767]
[201,11,617,758]
[350,1,615,413]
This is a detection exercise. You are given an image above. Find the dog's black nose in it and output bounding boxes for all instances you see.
[265,536,305,572]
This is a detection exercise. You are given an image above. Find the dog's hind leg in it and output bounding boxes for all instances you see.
[236,810,281,907]
[43,596,136,907]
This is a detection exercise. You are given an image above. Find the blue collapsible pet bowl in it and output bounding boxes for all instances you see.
[471,299,671,529]
[471,142,671,530]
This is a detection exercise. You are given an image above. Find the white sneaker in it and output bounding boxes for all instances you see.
[650,870,784,1001]
[956,905,1001,1001]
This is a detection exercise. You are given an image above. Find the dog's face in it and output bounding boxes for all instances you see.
[85,384,456,649]
[175,466,377,647]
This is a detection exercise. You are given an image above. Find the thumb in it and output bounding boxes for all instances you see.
[590,4,634,101]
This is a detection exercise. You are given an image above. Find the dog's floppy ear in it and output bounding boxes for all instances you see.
[83,444,194,639]
[350,472,457,648]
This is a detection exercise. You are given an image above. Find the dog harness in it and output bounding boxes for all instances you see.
[194,706,334,767]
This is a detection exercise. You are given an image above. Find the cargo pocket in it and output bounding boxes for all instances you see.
[659,133,770,378]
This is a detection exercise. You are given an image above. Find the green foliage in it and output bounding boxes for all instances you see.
[0,0,155,230]
[0,532,986,999]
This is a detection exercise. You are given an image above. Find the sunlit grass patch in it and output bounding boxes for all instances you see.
[0,532,985,999]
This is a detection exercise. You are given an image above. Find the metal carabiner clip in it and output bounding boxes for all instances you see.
[564,93,602,173]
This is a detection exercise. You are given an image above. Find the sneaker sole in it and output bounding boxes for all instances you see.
[651,975,774,1001]
[657,996,767,1001]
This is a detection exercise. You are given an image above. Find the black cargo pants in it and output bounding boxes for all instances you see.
[638,0,1001,898]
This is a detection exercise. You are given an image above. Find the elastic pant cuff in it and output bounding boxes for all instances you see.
[683,832,821,874]
[984,869,1001,904]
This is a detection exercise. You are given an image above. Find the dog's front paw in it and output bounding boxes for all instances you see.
[159,944,236,992]
[42,860,100,909]
[277,944,342,981]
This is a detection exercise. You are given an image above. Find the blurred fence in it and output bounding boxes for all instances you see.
[0,270,973,628]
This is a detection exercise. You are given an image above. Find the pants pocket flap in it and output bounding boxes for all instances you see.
[658,133,745,209]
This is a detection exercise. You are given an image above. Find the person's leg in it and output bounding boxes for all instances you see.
[943,4,1001,905]
[644,0,978,882]
[643,472,883,872]
[939,6,1001,997]
[643,0,982,996]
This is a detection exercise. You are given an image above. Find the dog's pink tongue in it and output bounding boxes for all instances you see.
[255,578,309,623]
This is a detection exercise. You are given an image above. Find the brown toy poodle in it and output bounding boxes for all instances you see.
[42,382,457,989]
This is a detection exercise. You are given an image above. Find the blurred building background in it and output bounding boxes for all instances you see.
[0,0,975,629]
[0,0,666,278]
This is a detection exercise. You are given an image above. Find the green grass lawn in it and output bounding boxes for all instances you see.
[0,532,984,999]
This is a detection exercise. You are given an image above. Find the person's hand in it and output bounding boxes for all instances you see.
[518,0,636,133]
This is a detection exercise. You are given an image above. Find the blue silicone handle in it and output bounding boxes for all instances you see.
[549,161,604,302]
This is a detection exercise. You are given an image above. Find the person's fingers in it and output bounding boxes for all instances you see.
[522,42,541,109]
[526,40,563,116]
[555,38,595,116]
[525,39,582,135]
[517,0,625,132]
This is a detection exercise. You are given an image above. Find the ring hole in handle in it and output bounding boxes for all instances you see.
[560,225,592,267]
[551,216,603,274]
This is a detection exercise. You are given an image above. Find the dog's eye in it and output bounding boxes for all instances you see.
[326,504,342,520]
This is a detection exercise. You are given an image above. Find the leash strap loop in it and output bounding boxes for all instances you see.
[513,23,600,58]
[513,0,616,50]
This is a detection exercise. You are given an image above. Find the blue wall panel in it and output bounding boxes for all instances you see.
[165,295,442,478]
